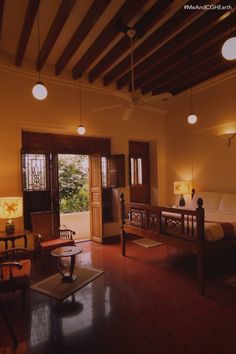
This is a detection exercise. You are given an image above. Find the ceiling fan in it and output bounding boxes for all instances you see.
[93,26,172,121]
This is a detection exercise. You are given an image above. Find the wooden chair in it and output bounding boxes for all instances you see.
[31,211,75,256]
[0,248,31,310]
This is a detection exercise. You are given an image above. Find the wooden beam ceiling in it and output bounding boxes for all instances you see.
[55,0,111,76]
[115,0,231,91]
[140,11,236,94]
[0,0,233,98]
[88,0,174,83]
[157,59,236,96]
[103,0,208,87]
[141,36,230,95]
[36,0,76,71]
[72,0,148,79]
[15,0,40,67]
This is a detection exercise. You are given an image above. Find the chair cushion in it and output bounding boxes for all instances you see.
[40,238,74,250]
[1,259,31,281]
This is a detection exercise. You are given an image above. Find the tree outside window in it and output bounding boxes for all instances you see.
[58,155,89,213]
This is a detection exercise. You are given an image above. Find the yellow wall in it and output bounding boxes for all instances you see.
[2,61,234,240]
[166,72,236,205]
[0,66,167,236]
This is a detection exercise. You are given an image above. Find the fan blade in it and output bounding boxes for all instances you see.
[141,104,167,115]
[142,92,173,103]
[92,104,124,112]
[121,107,133,121]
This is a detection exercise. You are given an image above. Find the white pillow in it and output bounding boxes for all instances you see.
[190,192,223,210]
[219,194,236,214]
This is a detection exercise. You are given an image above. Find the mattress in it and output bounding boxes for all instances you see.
[162,210,236,242]
[204,211,236,242]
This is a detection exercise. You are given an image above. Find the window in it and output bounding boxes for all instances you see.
[22,154,48,191]
[101,155,125,188]
[130,158,142,185]
[101,155,125,223]
[101,157,108,187]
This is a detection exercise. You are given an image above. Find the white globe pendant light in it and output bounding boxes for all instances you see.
[187,114,197,125]
[187,87,197,125]
[77,125,86,135]
[32,8,47,100]
[32,82,48,100]
[221,36,236,60]
[77,82,86,135]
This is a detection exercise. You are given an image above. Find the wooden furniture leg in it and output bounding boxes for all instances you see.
[120,193,126,256]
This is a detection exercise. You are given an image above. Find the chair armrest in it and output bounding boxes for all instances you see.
[0,262,23,270]
[59,228,75,239]
[0,248,28,261]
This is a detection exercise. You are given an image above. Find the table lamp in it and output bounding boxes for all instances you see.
[0,197,23,235]
[173,182,191,207]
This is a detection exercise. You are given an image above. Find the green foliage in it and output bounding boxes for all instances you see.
[59,155,89,213]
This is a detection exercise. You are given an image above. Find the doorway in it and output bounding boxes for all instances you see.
[58,154,90,241]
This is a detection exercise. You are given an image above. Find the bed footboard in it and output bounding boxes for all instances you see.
[120,193,205,295]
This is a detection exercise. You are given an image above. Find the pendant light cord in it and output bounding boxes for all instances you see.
[130,36,135,98]
[190,86,193,113]
[79,81,82,126]
[37,10,41,82]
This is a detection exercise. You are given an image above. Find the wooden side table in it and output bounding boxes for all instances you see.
[0,230,29,250]
[51,245,82,282]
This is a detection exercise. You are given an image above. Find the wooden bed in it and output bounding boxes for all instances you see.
[120,193,236,295]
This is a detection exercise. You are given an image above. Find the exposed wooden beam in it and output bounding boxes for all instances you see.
[15,0,40,67]
[140,17,235,95]
[164,60,236,96]
[72,0,148,80]
[141,44,222,95]
[55,0,111,76]
[88,0,174,83]
[115,0,232,90]
[103,0,207,87]
[0,0,4,39]
[36,0,76,71]
[151,54,224,95]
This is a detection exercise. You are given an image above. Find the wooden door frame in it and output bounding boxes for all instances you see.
[22,131,111,231]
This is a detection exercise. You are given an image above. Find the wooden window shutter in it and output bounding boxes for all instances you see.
[107,154,125,188]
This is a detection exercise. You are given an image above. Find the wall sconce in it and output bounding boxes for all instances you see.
[174,181,192,207]
[223,133,236,147]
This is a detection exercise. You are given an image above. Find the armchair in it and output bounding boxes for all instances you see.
[0,248,31,310]
[31,211,75,255]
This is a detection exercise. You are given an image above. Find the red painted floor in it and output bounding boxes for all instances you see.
[1,240,236,354]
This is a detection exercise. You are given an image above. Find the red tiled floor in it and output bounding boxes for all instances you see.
[1,240,236,354]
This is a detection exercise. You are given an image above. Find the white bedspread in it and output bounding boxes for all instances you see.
[163,210,236,242]
[204,211,236,242]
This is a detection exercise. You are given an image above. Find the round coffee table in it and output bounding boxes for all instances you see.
[51,245,82,282]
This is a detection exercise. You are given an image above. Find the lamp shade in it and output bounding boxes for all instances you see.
[32,82,48,100]
[77,125,86,135]
[0,197,23,220]
[221,37,236,60]
[174,182,192,195]
[187,114,197,124]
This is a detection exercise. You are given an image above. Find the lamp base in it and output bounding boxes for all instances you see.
[179,194,185,207]
[5,222,15,235]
